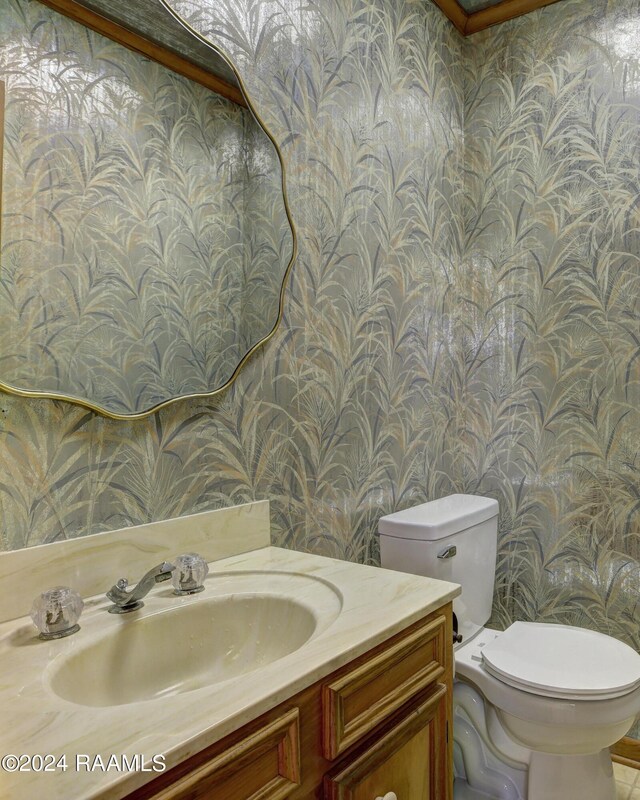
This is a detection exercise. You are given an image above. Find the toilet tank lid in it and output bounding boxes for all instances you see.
[378,494,498,541]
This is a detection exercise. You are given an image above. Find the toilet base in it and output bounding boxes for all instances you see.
[528,749,614,800]
[453,777,495,799]
[453,678,620,800]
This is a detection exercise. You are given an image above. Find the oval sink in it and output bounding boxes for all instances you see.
[48,575,341,707]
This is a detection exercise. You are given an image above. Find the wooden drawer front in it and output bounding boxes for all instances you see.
[324,683,448,800]
[147,709,300,800]
[323,615,446,759]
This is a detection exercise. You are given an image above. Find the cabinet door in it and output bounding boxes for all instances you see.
[324,684,447,800]
[142,709,300,800]
[323,615,447,759]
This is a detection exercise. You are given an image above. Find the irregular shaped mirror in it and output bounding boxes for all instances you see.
[0,0,295,418]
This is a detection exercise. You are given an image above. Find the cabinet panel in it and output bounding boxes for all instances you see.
[324,684,448,800]
[144,708,300,800]
[323,615,446,759]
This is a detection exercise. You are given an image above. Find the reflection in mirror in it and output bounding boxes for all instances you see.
[0,0,294,417]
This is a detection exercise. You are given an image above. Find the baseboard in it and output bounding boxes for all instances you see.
[611,737,640,769]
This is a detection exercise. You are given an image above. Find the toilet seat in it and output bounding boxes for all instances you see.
[481,622,640,701]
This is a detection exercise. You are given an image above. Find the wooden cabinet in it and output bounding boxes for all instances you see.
[126,604,453,800]
[324,685,448,800]
[138,710,300,800]
[322,614,447,760]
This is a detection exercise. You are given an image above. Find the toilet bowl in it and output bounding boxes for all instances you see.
[378,494,640,800]
[454,626,640,799]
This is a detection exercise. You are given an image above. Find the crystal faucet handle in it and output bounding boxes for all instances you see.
[171,553,209,595]
[30,586,84,640]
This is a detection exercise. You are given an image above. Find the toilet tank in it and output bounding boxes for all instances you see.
[378,494,498,643]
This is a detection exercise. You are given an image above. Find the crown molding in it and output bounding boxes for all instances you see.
[431,0,563,35]
[37,0,246,106]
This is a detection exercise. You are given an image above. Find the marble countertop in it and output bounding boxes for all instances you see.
[0,545,460,800]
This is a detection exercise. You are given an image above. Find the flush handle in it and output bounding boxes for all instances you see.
[437,545,457,560]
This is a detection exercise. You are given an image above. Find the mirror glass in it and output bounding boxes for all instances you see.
[0,0,294,417]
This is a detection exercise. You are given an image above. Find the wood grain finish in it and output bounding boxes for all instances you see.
[429,0,467,33]
[464,0,563,34]
[322,614,446,759]
[140,709,300,800]
[324,684,448,800]
[611,737,640,770]
[431,0,564,35]
[37,0,247,106]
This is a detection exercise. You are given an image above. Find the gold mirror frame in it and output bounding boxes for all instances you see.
[0,0,297,420]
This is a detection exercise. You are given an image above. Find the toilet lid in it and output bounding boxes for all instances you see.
[481,622,640,700]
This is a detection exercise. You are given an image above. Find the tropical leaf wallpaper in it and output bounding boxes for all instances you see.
[0,0,639,679]
[0,0,292,415]
[462,0,640,648]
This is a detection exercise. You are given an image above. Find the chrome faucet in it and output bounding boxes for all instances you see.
[106,562,175,614]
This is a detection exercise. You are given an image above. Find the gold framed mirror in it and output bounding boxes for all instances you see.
[0,0,296,419]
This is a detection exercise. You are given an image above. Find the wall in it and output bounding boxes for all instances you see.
[2,0,639,662]
[462,0,640,647]
[0,0,465,551]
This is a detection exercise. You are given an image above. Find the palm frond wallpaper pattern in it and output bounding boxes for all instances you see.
[462,0,640,646]
[0,0,291,414]
[0,0,638,670]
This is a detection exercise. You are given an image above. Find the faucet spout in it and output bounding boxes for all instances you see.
[107,561,175,614]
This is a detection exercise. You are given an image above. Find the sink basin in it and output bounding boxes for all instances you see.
[47,572,342,707]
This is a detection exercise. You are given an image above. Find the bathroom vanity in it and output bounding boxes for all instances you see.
[0,502,459,800]
[126,605,453,800]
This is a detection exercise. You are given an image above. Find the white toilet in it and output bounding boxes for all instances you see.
[378,494,640,800]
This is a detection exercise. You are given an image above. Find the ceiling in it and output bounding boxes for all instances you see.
[431,0,564,35]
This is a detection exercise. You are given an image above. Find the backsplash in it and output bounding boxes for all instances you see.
[0,500,269,621]
[0,0,638,661]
